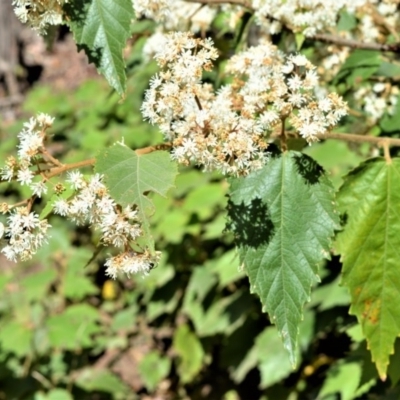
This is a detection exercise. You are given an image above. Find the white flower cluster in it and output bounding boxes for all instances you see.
[0,208,50,262]
[0,113,54,198]
[133,0,216,33]
[354,82,399,123]
[53,171,160,278]
[142,33,347,175]
[12,0,67,33]
[253,0,367,36]
[0,114,161,277]
[357,0,400,43]
[105,250,161,279]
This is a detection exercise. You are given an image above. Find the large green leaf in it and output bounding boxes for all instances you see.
[227,151,339,365]
[65,0,134,95]
[336,157,400,379]
[95,144,178,251]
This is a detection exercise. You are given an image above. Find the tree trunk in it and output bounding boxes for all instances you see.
[0,1,21,97]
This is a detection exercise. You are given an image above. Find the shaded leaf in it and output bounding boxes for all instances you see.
[336,157,400,379]
[227,151,339,365]
[65,0,134,95]
[334,50,381,85]
[95,144,178,252]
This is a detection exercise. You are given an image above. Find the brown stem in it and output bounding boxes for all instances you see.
[185,0,400,54]
[8,199,29,210]
[194,95,203,111]
[39,147,64,167]
[44,158,96,179]
[311,34,400,53]
[316,132,400,146]
[135,143,172,155]
[280,118,287,152]
[185,0,252,7]
[381,139,392,164]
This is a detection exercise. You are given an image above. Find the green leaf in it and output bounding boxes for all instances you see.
[20,269,56,303]
[295,33,305,50]
[40,187,75,219]
[0,320,33,357]
[173,324,204,384]
[309,277,350,311]
[138,350,171,392]
[64,249,99,300]
[334,50,381,85]
[336,157,400,379]
[75,368,131,396]
[65,0,134,95]
[380,94,400,133]
[95,144,178,252]
[318,361,362,400]
[46,389,73,400]
[47,304,101,350]
[227,151,339,366]
[256,327,295,389]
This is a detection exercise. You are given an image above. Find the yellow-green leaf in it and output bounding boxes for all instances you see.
[336,157,400,379]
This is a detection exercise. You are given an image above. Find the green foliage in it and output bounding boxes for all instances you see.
[227,151,340,365]
[173,325,205,384]
[65,0,134,95]
[336,158,400,379]
[5,1,400,399]
[95,144,178,251]
[334,50,381,86]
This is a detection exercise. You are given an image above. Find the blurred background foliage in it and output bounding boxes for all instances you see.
[2,9,400,400]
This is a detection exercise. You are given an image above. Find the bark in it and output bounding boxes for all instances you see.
[0,1,21,95]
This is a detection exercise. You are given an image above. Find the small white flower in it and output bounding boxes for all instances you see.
[17,168,34,185]
[30,181,48,197]
[292,54,308,67]
[67,171,85,190]
[1,166,14,181]
[53,199,70,216]
[36,113,55,127]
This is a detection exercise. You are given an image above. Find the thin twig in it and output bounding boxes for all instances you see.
[317,132,400,146]
[280,118,287,152]
[135,143,172,155]
[381,139,392,164]
[311,34,400,53]
[40,147,64,167]
[186,0,400,54]
[44,158,96,179]
[185,0,252,7]
[194,95,203,111]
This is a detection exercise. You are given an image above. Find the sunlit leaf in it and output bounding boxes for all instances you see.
[227,151,339,365]
[95,144,178,252]
[336,157,400,379]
